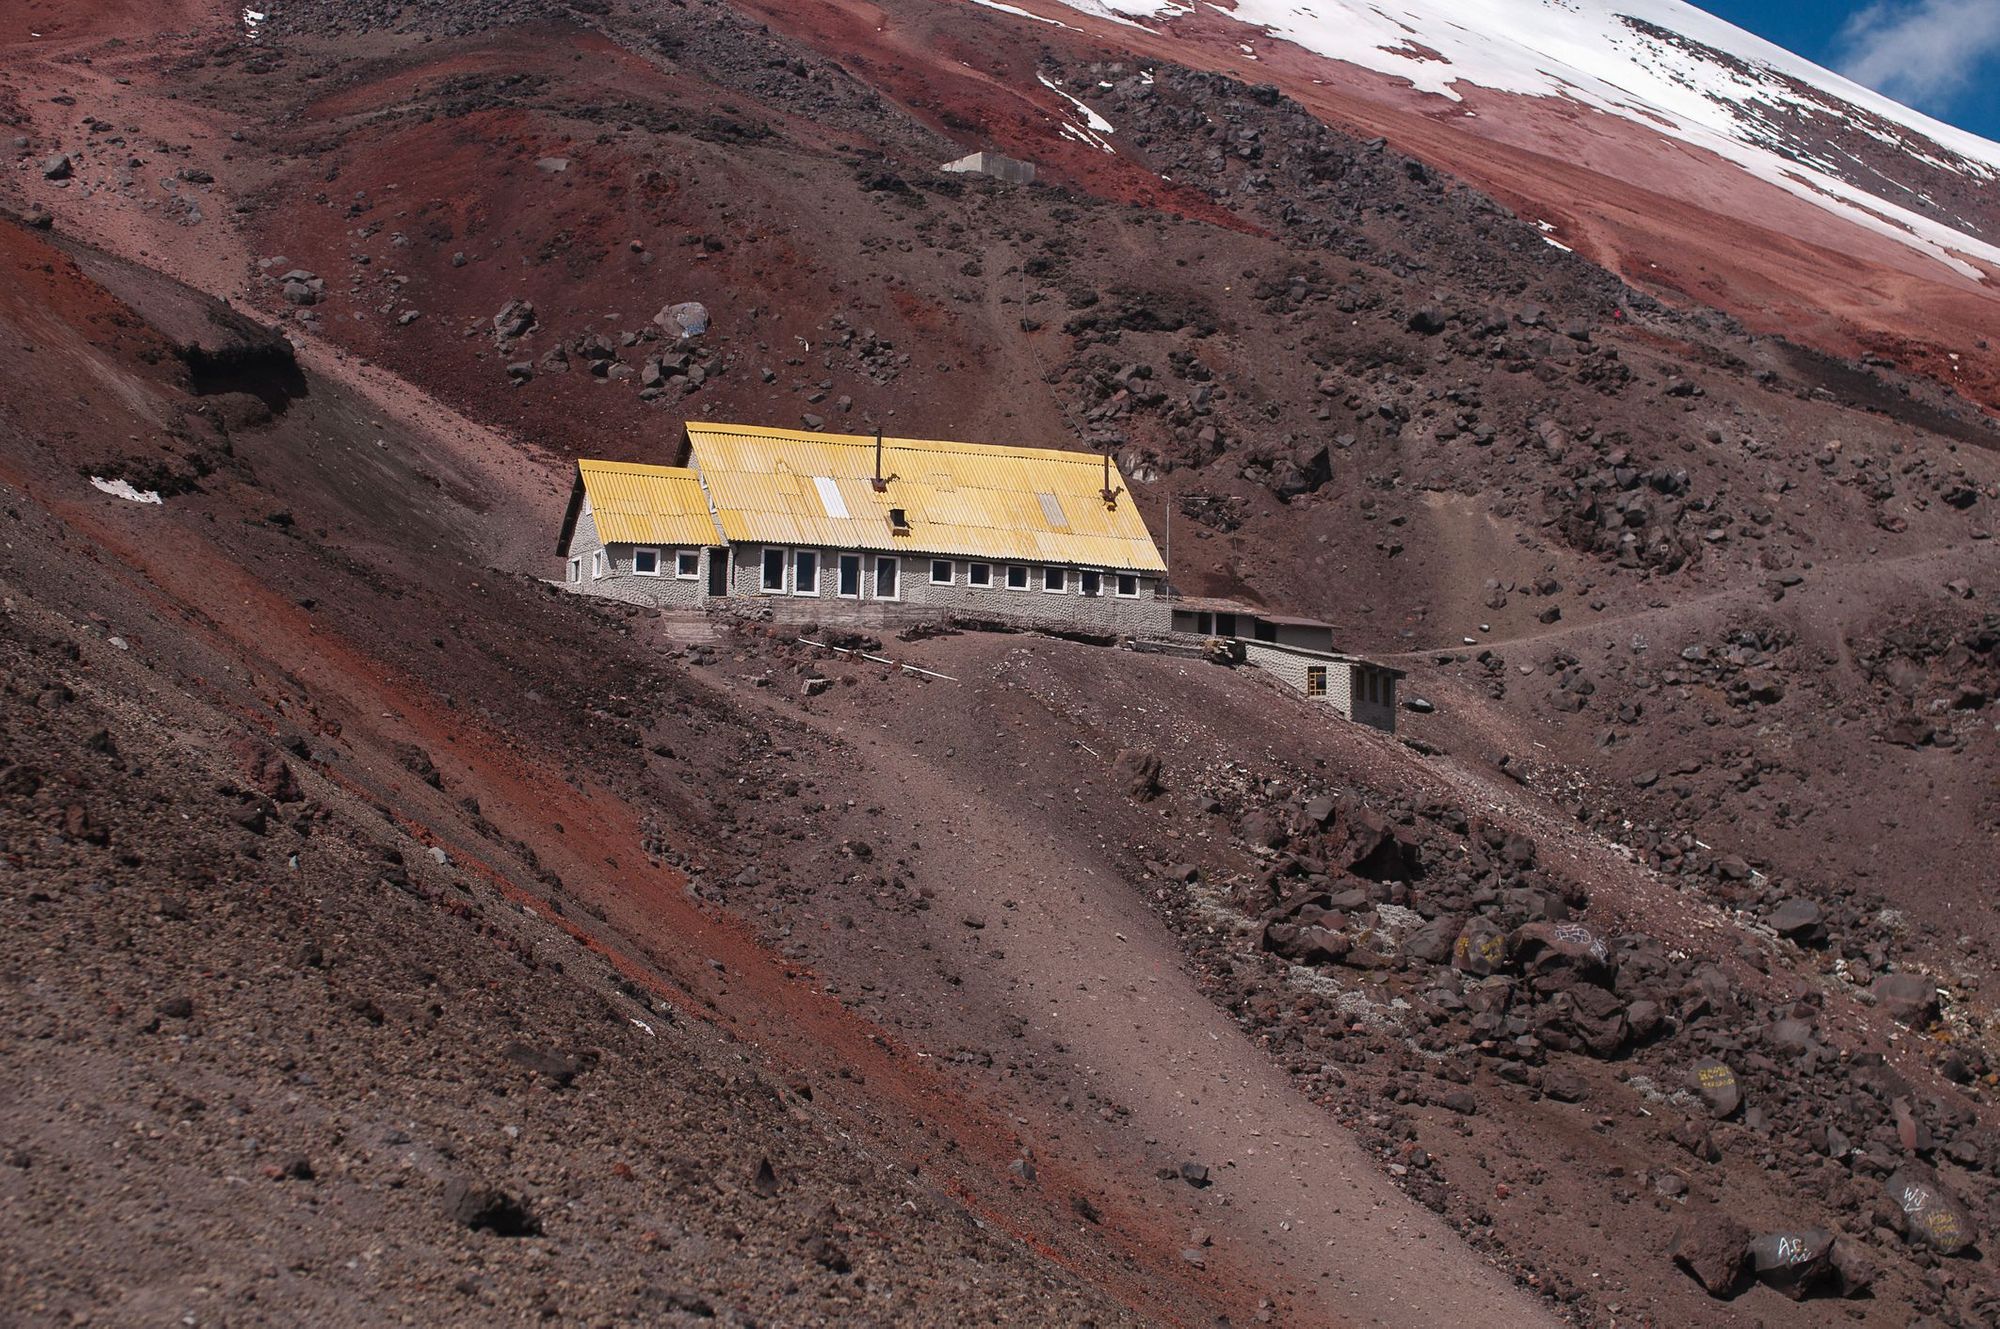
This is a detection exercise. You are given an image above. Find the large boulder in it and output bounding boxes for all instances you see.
[1872,972,1939,1025]
[1113,748,1163,802]
[1509,920,1612,985]
[493,299,537,340]
[656,300,710,339]
[1557,984,1631,1057]
[1886,1165,1977,1255]
[1671,1210,1751,1298]
[1768,898,1826,946]
[1452,918,1508,977]
[1689,1058,1742,1119]
[1747,1228,1835,1300]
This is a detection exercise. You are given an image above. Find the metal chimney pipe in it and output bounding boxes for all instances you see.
[873,427,887,492]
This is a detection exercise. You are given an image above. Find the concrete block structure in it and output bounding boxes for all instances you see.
[940,151,1037,185]
[1170,597,1403,733]
[558,421,1170,636]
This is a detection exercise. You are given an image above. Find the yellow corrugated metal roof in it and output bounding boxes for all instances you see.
[577,459,720,547]
[684,422,1166,572]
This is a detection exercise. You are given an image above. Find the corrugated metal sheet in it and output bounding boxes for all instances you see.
[577,460,721,547]
[684,422,1167,572]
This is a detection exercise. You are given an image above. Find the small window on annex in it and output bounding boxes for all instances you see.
[761,547,786,592]
[1306,666,1328,698]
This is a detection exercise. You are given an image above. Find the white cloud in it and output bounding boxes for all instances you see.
[1837,0,2000,111]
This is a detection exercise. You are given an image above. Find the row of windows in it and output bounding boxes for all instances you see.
[755,549,1142,599]
[567,548,701,582]
[935,558,1140,598]
[759,548,895,599]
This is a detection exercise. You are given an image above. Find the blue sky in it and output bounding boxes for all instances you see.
[1700,0,2000,142]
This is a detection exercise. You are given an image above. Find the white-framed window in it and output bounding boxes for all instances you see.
[1307,666,1328,698]
[676,549,701,579]
[1005,564,1029,590]
[794,549,820,596]
[1116,573,1139,598]
[875,556,900,601]
[591,550,606,579]
[633,547,662,577]
[837,553,861,598]
[1080,570,1103,597]
[761,547,786,593]
[968,562,992,588]
[1042,566,1066,593]
[567,557,582,583]
[930,559,953,585]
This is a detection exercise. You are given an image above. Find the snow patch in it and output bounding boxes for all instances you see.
[242,7,266,37]
[91,477,162,505]
[1037,72,1117,153]
[1042,0,2000,279]
[966,0,1081,30]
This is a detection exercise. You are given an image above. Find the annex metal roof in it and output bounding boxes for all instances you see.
[683,422,1167,572]
[572,459,720,549]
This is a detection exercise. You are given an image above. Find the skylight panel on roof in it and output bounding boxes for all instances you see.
[813,476,850,519]
[1037,492,1069,527]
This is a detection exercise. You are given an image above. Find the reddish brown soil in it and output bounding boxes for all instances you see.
[5,0,2000,1325]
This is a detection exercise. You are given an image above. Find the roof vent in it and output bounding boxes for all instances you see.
[888,507,911,533]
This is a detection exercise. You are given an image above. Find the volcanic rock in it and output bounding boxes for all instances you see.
[1671,1209,1750,1297]
[1768,898,1826,945]
[443,1178,540,1236]
[1746,1228,1834,1300]
[656,301,709,339]
[1886,1165,1977,1254]
[1113,747,1163,801]
[1872,972,1939,1025]
[1452,918,1507,976]
[1689,1058,1741,1119]
[493,300,536,340]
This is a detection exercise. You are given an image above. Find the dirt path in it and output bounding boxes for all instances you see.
[1378,536,2000,665]
[765,688,1557,1328]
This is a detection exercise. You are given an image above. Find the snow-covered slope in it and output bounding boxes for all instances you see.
[1040,0,2000,279]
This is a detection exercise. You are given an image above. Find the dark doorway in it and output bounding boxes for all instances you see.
[707,551,728,597]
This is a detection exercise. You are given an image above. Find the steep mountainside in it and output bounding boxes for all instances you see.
[5,0,2000,1325]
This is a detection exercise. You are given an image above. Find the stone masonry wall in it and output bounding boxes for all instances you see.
[562,511,713,609]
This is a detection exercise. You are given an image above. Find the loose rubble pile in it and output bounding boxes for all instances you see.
[1138,768,2000,1321]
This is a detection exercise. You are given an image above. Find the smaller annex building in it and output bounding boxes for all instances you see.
[1170,597,1404,732]
[557,422,1171,635]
